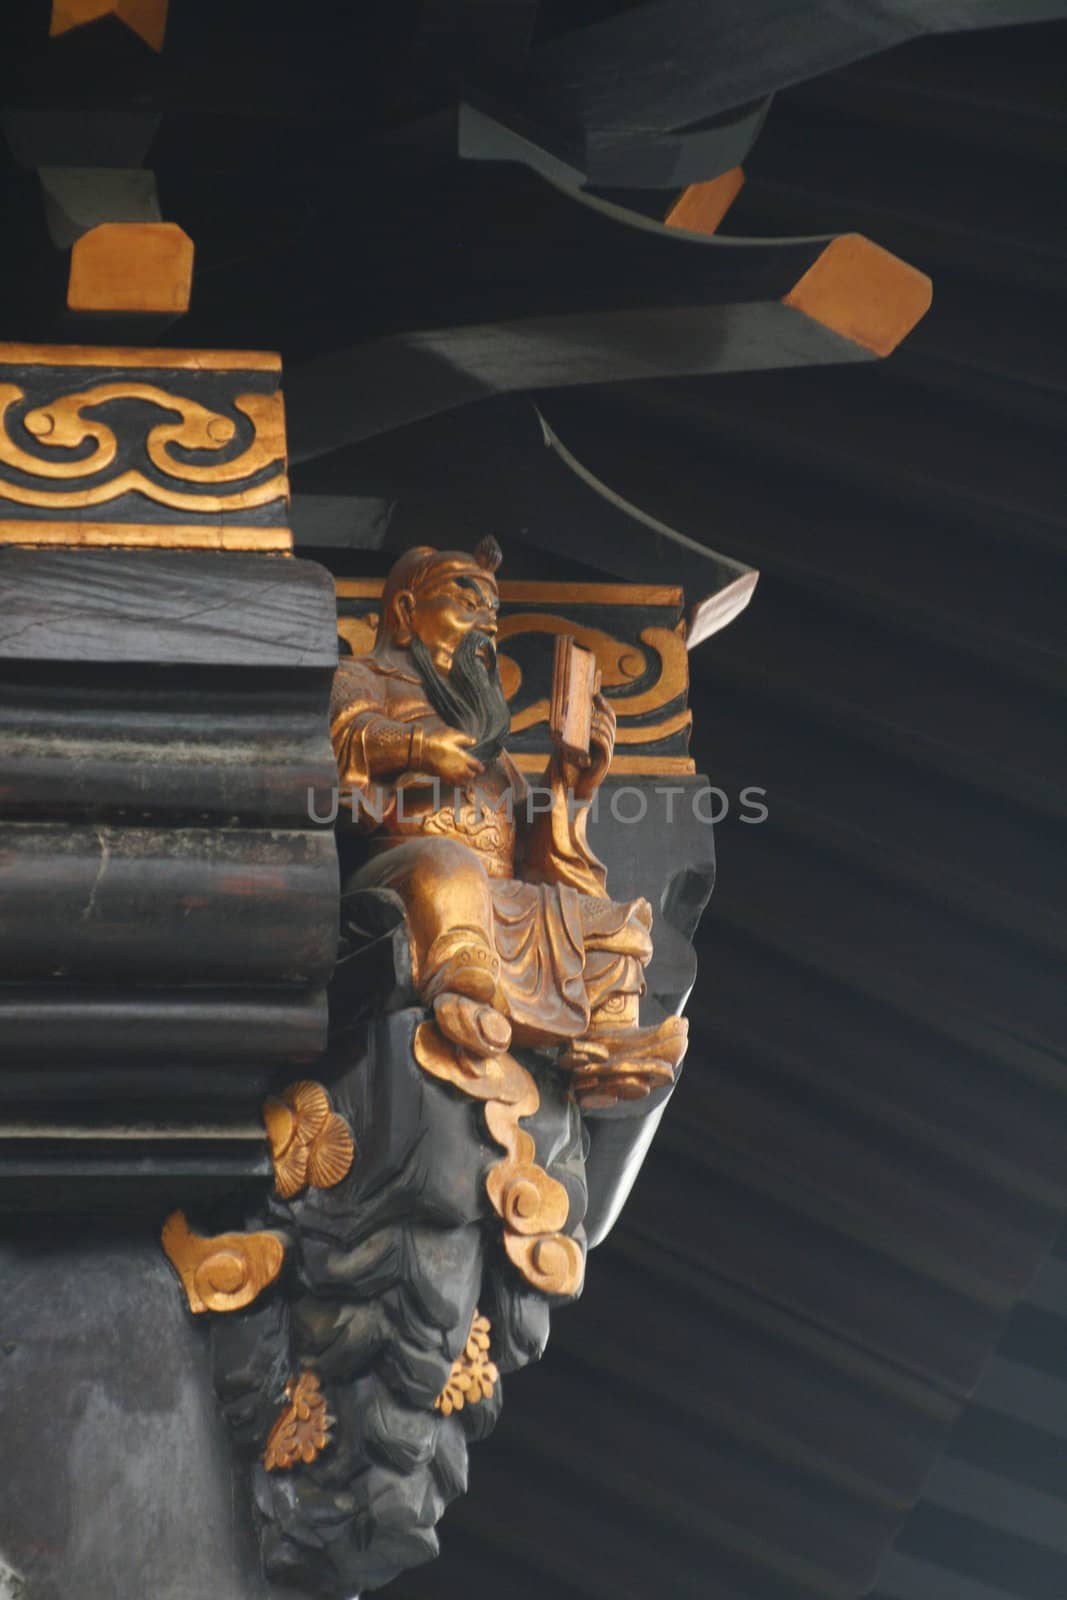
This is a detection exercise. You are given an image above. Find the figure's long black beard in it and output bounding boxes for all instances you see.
[411,629,511,764]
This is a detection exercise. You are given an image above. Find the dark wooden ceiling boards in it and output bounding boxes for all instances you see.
[385,23,1065,1600]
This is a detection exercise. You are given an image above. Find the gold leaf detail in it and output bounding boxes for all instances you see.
[306,1115,356,1190]
[435,1313,499,1418]
[338,613,379,657]
[505,1233,585,1298]
[284,1080,331,1141]
[51,0,169,53]
[161,1210,285,1316]
[264,1372,333,1471]
[272,1141,310,1200]
[0,381,287,511]
[413,1023,583,1298]
[263,1080,355,1199]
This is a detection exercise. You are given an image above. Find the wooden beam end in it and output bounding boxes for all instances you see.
[782,234,932,358]
[664,168,745,237]
[67,222,194,315]
[50,0,112,35]
[50,0,167,50]
[117,0,168,52]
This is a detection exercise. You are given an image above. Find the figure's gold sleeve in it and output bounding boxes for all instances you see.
[329,659,414,791]
[520,758,608,899]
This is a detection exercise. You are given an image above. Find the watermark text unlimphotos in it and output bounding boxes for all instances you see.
[307,783,768,827]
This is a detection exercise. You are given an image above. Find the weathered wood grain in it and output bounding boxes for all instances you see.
[0,822,338,983]
[0,549,338,666]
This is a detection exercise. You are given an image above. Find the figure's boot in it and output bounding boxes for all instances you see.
[561,1005,689,1110]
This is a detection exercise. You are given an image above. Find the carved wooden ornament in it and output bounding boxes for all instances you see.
[414,1020,584,1298]
[264,1372,334,1472]
[155,535,706,1599]
[161,1211,285,1316]
[262,1080,356,1199]
[0,343,291,551]
[435,1312,499,1416]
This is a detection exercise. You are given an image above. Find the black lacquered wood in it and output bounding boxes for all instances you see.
[0,549,340,1195]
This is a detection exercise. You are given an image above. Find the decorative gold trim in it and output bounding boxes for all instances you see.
[0,520,292,551]
[435,1311,499,1416]
[512,753,695,776]
[0,383,283,485]
[263,1081,356,1200]
[161,1210,285,1315]
[502,581,684,605]
[0,468,287,513]
[335,579,385,600]
[0,343,281,372]
[263,1372,333,1472]
[614,707,692,743]
[497,613,688,716]
[414,1022,583,1298]
[336,578,685,607]
[602,753,695,775]
[0,374,288,514]
[783,234,933,357]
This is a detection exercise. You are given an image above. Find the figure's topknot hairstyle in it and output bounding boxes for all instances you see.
[474,534,503,574]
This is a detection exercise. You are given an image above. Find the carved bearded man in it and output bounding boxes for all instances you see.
[329,538,686,1105]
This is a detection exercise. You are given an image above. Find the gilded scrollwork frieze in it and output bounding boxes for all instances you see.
[0,383,286,513]
[0,342,292,548]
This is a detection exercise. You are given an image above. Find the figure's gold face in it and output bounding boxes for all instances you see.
[406,574,499,670]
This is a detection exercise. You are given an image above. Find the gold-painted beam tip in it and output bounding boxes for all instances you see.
[51,0,168,51]
[68,222,194,316]
[665,168,746,237]
[50,0,110,35]
[783,234,932,358]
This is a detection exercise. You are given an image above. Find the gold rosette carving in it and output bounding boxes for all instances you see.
[435,1312,499,1417]
[263,1080,356,1199]
[264,1372,333,1471]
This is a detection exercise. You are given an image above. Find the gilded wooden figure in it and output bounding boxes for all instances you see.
[329,536,688,1108]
